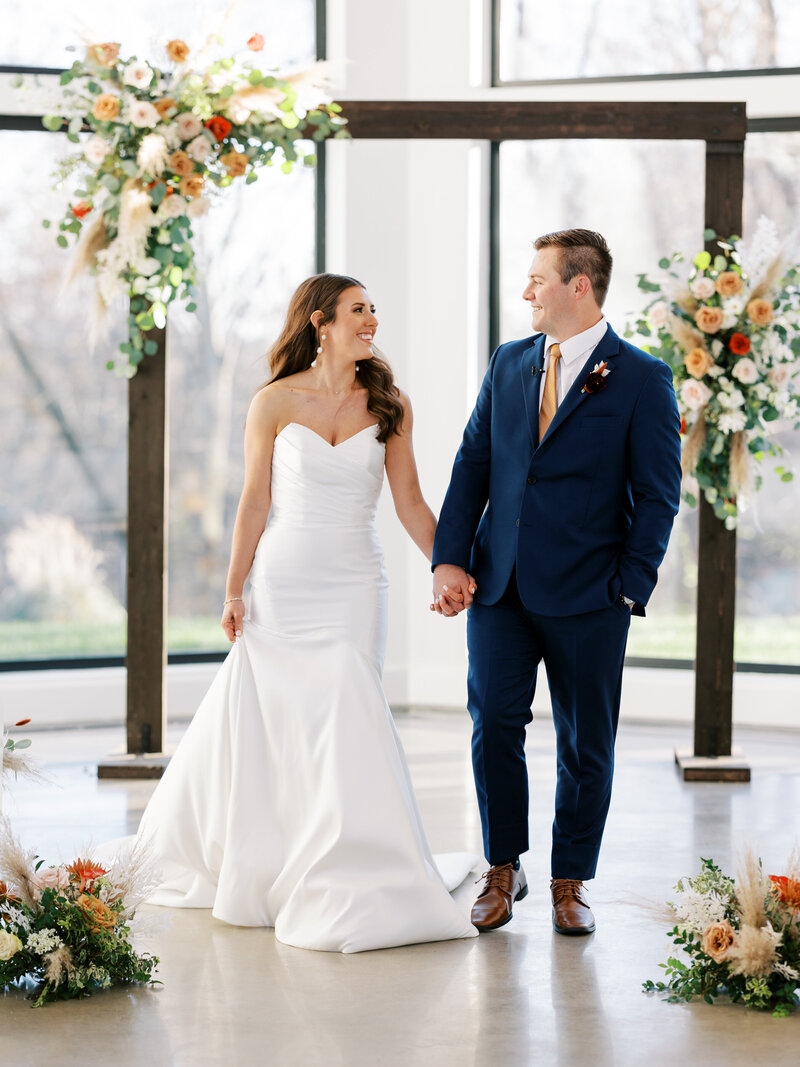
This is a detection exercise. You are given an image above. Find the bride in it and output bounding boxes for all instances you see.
[133,273,478,952]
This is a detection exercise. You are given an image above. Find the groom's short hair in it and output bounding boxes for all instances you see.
[534,229,612,307]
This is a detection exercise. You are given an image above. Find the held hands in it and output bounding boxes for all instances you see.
[221,597,245,643]
[431,564,477,617]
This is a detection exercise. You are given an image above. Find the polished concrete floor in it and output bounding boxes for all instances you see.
[2,711,799,1066]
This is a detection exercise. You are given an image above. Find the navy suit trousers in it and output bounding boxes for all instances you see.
[466,572,631,879]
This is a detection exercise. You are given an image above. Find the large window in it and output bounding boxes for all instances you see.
[496,0,800,83]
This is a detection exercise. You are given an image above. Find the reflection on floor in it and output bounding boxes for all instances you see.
[3,712,799,1065]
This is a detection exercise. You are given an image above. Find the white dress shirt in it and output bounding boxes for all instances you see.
[538,317,609,411]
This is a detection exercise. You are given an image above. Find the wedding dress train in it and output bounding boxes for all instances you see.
[130,421,478,952]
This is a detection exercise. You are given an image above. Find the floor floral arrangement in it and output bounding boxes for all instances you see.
[644,854,800,1016]
[628,217,800,528]
[38,33,347,373]
[0,821,160,1007]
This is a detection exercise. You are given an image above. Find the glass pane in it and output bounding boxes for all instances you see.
[1,0,315,70]
[497,0,800,82]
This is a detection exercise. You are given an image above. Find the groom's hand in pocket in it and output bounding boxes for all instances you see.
[431,565,477,617]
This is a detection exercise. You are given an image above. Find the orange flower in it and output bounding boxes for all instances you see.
[86,43,119,68]
[205,115,233,142]
[770,875,800,910]
[168,150,194,178]
[747,298,773,327]
[715,271,744,297]
[14,719,31,727]
[66,858,107,892]
[180,174,205,199]
[92,93,120,122]
[154,97,177,119]
[166,39,190,64]
[694,306,725,334]
[679,417,687,436]
[684,347,713,379]
[247,33,265,51]
[0,881,20,905]
[70,200,92,220]
[729,333,751,355]
[77,893,117,932]
[220,150,248,177]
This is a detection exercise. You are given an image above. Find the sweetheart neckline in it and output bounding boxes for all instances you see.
[276,422,380,449]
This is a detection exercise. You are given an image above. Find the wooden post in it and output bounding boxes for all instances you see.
[676,139,749,782]
[98,323,169,779]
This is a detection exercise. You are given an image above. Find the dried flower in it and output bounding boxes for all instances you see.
[727,923,782,978]
[694,306,725,334]
[137,134,170,177]
[92,94,120,122]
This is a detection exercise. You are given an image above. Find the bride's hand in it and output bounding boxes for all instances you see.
[221,599,246,642]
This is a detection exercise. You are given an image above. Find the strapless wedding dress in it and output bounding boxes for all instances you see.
[131,421,478,952]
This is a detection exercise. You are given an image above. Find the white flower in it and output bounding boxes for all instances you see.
[84,135,110,166]
[680,378,712,411]
[227,100,252,124]
[25,929,63,956]
[710,339,724,358]
[706,364,724,378]
[753,382,771,400]
[123,61,153,89]
[774,960,800,981]
[731,357,759,384]
[718,387,745,409]
[159,194,188,219]
[718,410,747,435]
[186,197,209,218]
[768,364,791,388]
[683,473,699,496]
[186,134,212,162]
[176,112,203,140]
[137,256,161,277]
[136,133,169,176]
[673,887,727,934]
[128,100,160,128]
[0,930,23,960]
[132,275,149,294]
[648,301,669,329]
[691,276,716,300]
[783,398,798,419]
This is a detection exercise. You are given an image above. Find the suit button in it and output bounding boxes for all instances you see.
[527,476,537,485]
[515,519,520,527]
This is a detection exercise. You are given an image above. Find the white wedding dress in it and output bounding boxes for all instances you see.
[131,421,478,953]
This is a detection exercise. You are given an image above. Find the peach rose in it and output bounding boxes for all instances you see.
[715,271,744,297]
[690,276,716,301]
[77,893,117,932]
[701,920,736,963]
[220,150,248,177]
[684,347,713,379]
[695,306,725,334]
[154,97,177,119]
[168,150,194,178]
[92,93,120,122]
[87,43,119,68]
[747,298,773,327]
[180,174,205,199]
[166,39,190,63]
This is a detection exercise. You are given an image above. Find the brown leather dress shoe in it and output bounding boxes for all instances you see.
[471,863,528,931]
[551,878,596,935]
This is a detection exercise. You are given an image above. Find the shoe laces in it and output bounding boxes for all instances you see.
[551,878,586,904]
[476,862,515,888]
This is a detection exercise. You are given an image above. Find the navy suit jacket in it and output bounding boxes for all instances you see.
[432,324,682,616]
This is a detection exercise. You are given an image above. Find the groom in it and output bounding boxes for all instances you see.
[432,229,681,935]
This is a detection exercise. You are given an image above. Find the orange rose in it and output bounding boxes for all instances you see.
[701,920,736,963]
[86,43,119,68]
[248,33,265,52]
[715,271,744,297]
[154,97,178,119]
[168,150,194,178]
[220,150,248,177]
[166,39,190,63]
[205,116,233,142]
[92,93,120,122]
[77,893,117,932]
[694,306,725,334]
[747,298,773,327]
[180,174,205,199]
[684,347,712,379]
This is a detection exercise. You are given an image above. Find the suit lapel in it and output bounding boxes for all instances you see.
[537,326,621,449]
[520,335,546,451]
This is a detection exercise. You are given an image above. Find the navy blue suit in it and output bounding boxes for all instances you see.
[433,324,681,877]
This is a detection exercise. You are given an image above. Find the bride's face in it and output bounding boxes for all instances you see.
[326,286,378,362]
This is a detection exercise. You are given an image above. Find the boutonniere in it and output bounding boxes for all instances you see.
[582,361,611,394]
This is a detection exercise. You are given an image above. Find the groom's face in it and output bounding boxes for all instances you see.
[523,247,576,341]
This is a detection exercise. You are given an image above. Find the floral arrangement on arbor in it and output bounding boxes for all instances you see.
[41,34,348,374]
[629,218,800,528]
[0,822,159,1007]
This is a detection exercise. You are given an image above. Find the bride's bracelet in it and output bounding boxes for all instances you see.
[224,597,244,606]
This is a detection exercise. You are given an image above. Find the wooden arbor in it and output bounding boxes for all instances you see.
[111,100,746,780]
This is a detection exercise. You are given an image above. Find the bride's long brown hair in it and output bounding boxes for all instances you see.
[265,273,404,443]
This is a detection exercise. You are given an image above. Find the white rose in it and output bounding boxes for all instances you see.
[176,112,203,140]
[690,276,715,300]
[84,135,110,166]
[129,101,160,128]
[160,194,188,219]
[186,134,212,162]
[718,410,747,435]
[768,364,791,388]
[731,357,758,385]
[718,387,745,409]
[123,61,153,89]
[680,379,712,411]
[648,301,669,329]
[186,197,210,218]
[783,399,798,419]
[0,931,23,961]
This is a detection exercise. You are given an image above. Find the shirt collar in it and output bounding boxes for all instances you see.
[545,316,608,366]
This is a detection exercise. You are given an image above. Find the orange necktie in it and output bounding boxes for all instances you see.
[538,343,562,442]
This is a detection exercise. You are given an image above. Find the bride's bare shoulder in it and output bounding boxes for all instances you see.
[249,372,313,428]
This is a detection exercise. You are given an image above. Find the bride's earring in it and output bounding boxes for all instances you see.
[317,331,326,355]
[355,363,360,373]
